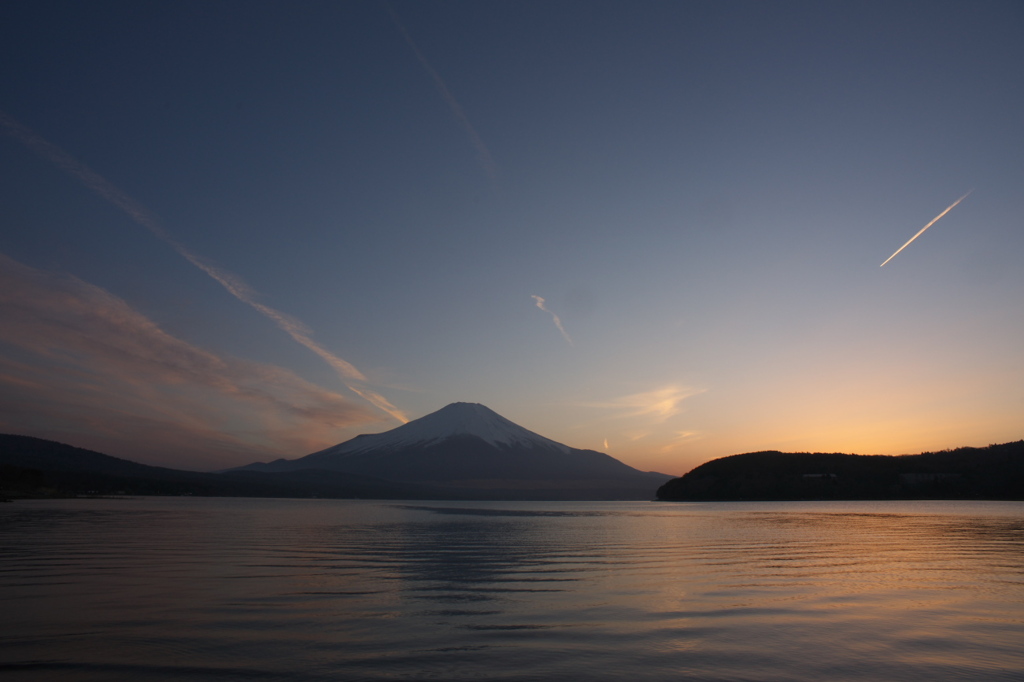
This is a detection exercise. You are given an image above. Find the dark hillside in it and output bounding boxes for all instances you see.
[0,434,657,501]
[0,434,456,499]
[657,441,1024,501]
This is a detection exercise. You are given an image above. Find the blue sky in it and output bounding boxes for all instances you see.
[1,1,1022,472]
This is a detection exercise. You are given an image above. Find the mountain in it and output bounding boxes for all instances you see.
[1,404,672,500]
[236,402,672,499]
[0,434,460,500]
[656,441,1024,501]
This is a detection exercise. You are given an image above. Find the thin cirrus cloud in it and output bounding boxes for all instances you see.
[0,110,407,424]
[385,3,498,181]
[596,385,705,422]
[580,386,704,459]
[531,295,573,346]
[0,253,382,470]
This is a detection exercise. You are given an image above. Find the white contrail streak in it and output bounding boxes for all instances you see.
[385,3,498,181]
[531,295,573,346]
[880,190,973,267]
[0,110,408,423]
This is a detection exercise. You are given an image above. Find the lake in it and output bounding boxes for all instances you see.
[2,498,1022,681]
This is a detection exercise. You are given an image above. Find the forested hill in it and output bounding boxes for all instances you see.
[0,433,663,501]
[0,434,457,500]
[656,441,1024,501]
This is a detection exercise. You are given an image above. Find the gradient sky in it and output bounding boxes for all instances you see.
[1,1,1022,473]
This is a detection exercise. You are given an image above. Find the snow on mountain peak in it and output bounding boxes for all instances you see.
[321,402,571,457]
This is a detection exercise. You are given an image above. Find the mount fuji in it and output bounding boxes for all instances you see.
[236,402,672,499]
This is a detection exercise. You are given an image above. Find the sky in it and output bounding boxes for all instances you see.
[1,1,1022,474]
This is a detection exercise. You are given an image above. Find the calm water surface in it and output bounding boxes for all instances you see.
[1,498,1022,681]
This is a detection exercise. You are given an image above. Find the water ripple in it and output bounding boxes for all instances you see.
[2,498,1023,681]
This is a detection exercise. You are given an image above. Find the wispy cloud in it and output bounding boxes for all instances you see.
[0,110,407,423]
[576,387,704,464]
[591,385,705,422]
[385,3,498,181]
[0,253,381,469]
[531,295,573,346]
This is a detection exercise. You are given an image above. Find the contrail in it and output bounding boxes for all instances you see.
[385,2,498,181]
[880,190,972,267]
[531,295,573,346]
[1,110,408,423]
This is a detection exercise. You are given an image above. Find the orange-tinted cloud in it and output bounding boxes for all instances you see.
[0,110,408,424]
[0,253,383,470]
[597,385,705,422]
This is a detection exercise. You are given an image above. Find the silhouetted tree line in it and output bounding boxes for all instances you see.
[1,464,48,499]
[657,441,1024,501]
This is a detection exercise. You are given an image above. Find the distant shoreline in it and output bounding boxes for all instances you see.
[657,441,1024,502]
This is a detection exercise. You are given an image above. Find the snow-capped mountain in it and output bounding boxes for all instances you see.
[237,402,671,498]
[309,401,571,458]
